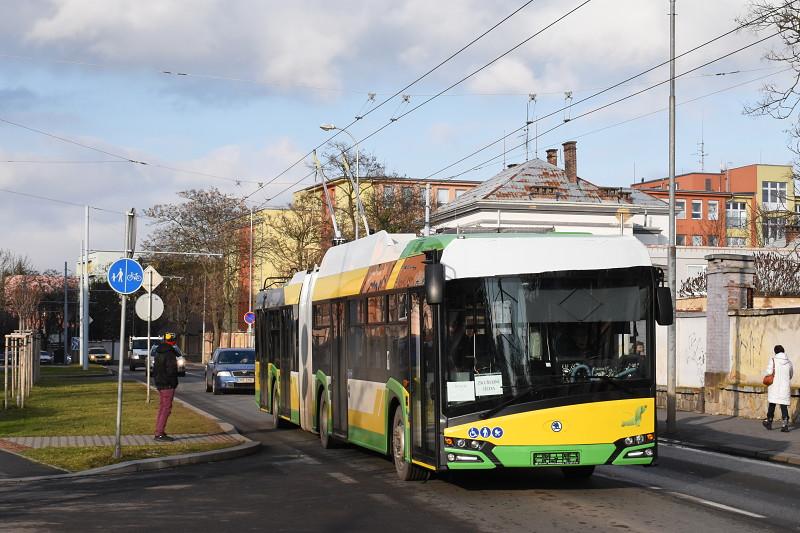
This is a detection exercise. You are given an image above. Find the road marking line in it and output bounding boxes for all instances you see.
[328,472,358,484]
[146,484,193,490]
[368,493,396,506]
[666,491,765,519]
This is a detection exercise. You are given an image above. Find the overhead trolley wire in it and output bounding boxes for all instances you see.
[247,0,591,205]
[423,1,794,181]
[439,32,783,182]
[240,0,541,202]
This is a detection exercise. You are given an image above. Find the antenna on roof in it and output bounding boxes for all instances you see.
[526,93,537,161]
[693,112,708,171]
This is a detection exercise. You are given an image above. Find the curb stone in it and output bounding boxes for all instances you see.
[658,437,800,466]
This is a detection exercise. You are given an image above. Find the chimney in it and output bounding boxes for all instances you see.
[546,148,558,167]
[563,141,577,182]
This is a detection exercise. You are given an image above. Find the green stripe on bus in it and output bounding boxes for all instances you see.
[492,443,616,467]
[611,443,655,465]
[348,426,386,453]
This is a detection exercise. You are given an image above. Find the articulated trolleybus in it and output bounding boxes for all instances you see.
[255,231,673,480]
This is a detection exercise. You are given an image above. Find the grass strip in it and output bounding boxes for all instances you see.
[21,442,234,472]
[0,371,219,437]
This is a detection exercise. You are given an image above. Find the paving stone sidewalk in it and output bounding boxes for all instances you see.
[658,409,800,466]
[0,432,244,450]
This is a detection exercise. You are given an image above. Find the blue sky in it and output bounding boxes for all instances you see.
[0,0,796,270]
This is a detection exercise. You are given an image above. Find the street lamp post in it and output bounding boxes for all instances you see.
[248,205,254,340]
[320,123,360,240]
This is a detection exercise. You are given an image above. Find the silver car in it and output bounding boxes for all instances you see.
[205,348,256,395]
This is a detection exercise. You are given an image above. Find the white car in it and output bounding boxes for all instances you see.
[39,351,54,364]
[149,344,187,377]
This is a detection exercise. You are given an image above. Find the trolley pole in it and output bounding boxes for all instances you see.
[666,0,678,434]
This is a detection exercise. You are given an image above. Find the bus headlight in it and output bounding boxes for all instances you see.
[456,439,466,448]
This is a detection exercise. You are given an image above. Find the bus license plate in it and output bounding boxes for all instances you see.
[239,378,255,383]
[532,451,580,466]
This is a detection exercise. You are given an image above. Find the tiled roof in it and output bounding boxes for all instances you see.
[436,158,666,216]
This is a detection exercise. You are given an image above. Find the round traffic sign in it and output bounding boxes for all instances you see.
[243,311,256,325]
[135,293,164,321]
[107,258,144,294]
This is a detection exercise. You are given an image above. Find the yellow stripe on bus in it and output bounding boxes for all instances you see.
[385,258,405,290]
[312,268,369,300]
[411,459,436,471]
[284,283,303,305]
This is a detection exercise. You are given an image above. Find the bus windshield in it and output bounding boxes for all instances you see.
[444,268,653,416]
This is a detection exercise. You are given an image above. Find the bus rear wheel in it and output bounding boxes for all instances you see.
[391,408,426,481]
[319,394,333,449]
[561,465,595,479]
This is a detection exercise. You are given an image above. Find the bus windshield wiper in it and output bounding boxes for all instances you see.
[586,375,638,395]
[480,386,536,419]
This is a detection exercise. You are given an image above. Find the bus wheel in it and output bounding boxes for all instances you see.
[271,385,284,429]
[561,466,595,479]
[391,408,425,481]
[319,394,333,449]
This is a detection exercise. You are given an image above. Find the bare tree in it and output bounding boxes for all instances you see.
[4,275,62,330]
[143,188,254,348]
[743,2,800,167]
[259,194,324,280]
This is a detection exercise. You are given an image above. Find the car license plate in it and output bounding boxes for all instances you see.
[239,377,255,383]
[532,451,580,466]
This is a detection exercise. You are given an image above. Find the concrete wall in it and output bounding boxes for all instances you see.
[730,309,800,386]
[656,313,706,389]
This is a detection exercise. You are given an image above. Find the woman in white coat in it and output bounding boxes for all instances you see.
[762,344,794,432]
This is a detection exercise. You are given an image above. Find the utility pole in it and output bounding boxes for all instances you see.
[248,205,254,339]
[113,209,136,460]
[82,205,90,370]
[202,275,207,363]
[424,183,431,237]
[666,0,678,434]
[146,268,153,404]
[63,262,68,363]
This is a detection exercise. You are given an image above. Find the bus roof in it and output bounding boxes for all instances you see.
[257,231,653,305]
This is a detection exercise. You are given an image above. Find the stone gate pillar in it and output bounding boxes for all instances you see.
[704,254,754,411]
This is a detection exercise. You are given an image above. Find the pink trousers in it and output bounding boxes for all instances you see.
[155,388,176,436]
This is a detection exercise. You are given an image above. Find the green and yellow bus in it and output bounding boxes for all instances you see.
[255,231,672,480]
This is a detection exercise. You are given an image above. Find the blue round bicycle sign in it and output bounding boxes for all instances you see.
[107,258,144,295]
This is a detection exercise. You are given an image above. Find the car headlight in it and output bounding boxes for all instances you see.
[217,371,232,377]
[177,359,185,367]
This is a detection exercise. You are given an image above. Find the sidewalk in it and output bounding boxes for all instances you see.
[658,409,800,466]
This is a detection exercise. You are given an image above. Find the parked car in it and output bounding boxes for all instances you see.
[39,350,54,365]
[205,348,256,395]
[88,347,112,365]
[148,344,186,377]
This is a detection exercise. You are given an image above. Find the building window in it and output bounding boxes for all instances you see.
[762,181,787,209]
[455,189,466,198]
[708,200,718,221]
[762,217,786,245]
[676,199,686,219]
[692,235,703,246]
[402,186,413,202]
[708,235,719,247]
[727,237,746,247]
[383,185,395,202]
[726,201,747,228]
[436,188,449,206]
[676,234,686,245]
[705,178,712,191]
[691,200,702,220]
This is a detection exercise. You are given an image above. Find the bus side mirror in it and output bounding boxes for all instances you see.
[655,287,674,326]
[425,263,444,305]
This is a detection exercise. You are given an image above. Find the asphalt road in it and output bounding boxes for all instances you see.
[0,365,796,532]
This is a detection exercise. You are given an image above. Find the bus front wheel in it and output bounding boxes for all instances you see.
[391,408,426,481]
[561,465,595,479]
[271,385,285,429]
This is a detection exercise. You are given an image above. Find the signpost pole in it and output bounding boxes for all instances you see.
[113,209,137,460]
[146,270,152,404]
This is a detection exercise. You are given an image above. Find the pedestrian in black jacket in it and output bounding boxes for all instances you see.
[153,332,179,441]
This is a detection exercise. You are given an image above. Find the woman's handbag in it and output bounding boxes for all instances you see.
[763,358,775,386]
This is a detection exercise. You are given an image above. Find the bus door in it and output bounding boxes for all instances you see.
[279,307,294,419]
[332,301,348,436]
[410,291,438,466]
